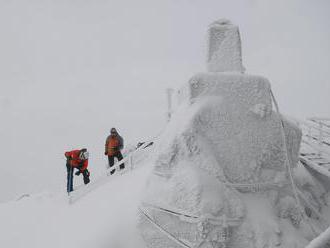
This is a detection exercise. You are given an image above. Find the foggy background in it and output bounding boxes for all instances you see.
[0,0,329,202]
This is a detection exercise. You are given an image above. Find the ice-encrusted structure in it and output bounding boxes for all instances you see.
[139,20,324,248]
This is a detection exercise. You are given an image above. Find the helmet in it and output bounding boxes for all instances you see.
[110,128,117,134]
[79,149,89,160]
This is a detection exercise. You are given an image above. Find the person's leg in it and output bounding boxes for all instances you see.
[108,155,115,174]
[108,155,114,167]
[82,169,90,184]
[117,151,125,170]
[66,163,74,193]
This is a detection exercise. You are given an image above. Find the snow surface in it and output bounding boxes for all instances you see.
[0,163,152,248]
[306,225,330,248]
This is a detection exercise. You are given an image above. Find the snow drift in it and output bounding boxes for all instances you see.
[0,162,153,248]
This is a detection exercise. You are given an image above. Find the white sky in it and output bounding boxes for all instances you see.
[0,0,329,201]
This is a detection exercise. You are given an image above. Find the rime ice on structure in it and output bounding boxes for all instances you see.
[207,19,245,73]
[139,20,321,248]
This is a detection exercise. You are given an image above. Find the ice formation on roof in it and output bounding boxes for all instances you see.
[207,19,245,73]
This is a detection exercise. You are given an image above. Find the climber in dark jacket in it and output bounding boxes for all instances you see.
[105,128,124,174]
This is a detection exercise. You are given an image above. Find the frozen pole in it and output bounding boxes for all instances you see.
[166,88,174,122]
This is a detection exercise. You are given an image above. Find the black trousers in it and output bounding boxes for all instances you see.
[82,169,90,184]
[66,163,74,193]
[66,163,90,193]
[108,151,125,173]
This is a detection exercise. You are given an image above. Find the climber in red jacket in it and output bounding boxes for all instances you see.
[65,148,90,193]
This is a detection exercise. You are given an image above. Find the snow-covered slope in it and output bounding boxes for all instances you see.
[0,163,152,248]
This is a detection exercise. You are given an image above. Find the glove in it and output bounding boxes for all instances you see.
[75,170,81,176]
[104,151,108,155]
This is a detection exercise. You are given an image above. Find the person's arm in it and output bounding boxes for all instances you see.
[65,151,72,159]
[119,136,124,150]
[80,160,88,172]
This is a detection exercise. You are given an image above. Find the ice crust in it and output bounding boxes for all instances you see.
[178,73,301,184]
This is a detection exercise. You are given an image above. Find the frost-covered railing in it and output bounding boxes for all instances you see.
[139,202,242,248]
[300,156,330,179]
[296,117,330,182]
[68,141,154,204]
[297,118,330,157]
[296,118,330,247]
